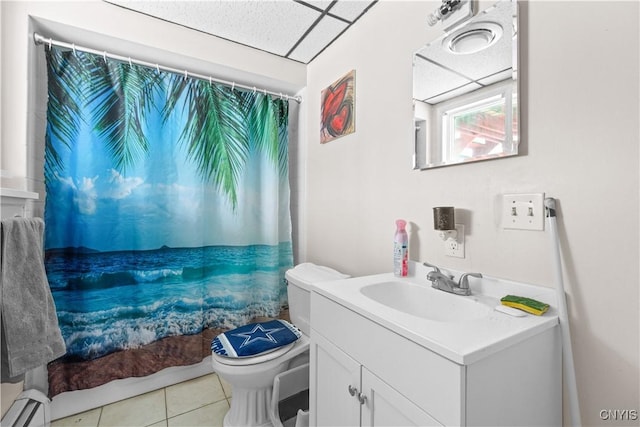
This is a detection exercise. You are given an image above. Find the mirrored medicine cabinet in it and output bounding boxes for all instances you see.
[413,0,519,170]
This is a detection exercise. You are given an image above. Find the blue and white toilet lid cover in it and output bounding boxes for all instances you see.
[211,319,302,358]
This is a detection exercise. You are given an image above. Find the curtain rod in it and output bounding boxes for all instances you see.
[33,32,302,104]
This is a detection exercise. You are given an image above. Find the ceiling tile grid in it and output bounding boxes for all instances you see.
[288,14,348,63]
[413,0,516,103]
[106,0,377,64]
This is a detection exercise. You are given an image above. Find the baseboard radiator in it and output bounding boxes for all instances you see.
[1,390,50,427]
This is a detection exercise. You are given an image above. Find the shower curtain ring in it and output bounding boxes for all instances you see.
[103,51,107,63]
[48,38,52,50]
[184,70,188,81]
[232,82,235,91]
[156,64,160,74]
[72,43,76,55]
[128,57,132,67]
[253,87,256,94]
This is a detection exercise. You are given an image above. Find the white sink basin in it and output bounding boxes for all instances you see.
[310,261,558,364]
[360,280,491,322]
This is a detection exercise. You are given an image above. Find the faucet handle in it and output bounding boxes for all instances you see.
[458,272,483,289]
[423,261,441,273]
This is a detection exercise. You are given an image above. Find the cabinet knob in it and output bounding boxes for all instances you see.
[348,384,357,396]
[357,392,367,405]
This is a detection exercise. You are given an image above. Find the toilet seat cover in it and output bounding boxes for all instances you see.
[211,319,301,358]
[212,342,296,366]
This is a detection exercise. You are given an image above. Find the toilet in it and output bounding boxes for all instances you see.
[211,263,348,427]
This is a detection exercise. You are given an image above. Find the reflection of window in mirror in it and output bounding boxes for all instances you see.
[435,81,517,165]
[412,0,519,170]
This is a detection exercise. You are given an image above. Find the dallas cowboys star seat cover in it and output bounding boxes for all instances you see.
[211,319,302,358]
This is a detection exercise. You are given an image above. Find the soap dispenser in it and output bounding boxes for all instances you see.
[393,219,408,277]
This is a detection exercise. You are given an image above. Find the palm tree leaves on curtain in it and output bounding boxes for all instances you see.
[247,94,279,165]
[238,91,289,177]
[84,55,161,171]
[163,77,249,209]
[44,46,289,209]
[45,49,85,175]
[275,100,290,176]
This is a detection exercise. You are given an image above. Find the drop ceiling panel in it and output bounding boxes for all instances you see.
[109,1,320,57]
[105,0,377,64]
[330,1,374,21]
[422,39,512,82]
[426,82,482,104]
[413,58,473,102]
[302,1,334,12]
[414,0,514,88]
[477,68,513,86]
[288,16,348,63]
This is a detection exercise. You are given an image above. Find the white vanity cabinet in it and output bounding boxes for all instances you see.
[309,291,561,426]
[311,331,439,426]
[311,332,360,426]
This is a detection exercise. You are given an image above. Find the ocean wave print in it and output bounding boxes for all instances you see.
[48,243,292,359]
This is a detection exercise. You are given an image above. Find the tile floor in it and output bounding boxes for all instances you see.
[51,374,231,427]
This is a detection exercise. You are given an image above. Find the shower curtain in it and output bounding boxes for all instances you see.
[42,46,293,395]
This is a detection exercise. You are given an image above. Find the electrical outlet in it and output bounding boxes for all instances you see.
[503,193,545,230]
[445,224,465,258]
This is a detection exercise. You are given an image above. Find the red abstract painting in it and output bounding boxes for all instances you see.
[320,70,355,143]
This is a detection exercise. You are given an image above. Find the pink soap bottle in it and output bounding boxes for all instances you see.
[393,219,408,277]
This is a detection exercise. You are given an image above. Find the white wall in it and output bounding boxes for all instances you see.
[305,1,639,426]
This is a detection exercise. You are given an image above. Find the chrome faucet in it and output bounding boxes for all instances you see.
[423,262,482,296]
[458,272,483,294]
[422,261,441,273]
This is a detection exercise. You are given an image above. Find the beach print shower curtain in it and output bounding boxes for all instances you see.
[43,47,292,395]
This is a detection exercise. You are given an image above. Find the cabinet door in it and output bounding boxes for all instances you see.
[361,368,443,427]
[311,331,361,427]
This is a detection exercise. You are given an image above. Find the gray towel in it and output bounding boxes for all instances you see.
[1,217,66,382]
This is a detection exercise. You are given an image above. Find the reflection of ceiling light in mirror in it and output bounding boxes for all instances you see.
[471,136,487,145]
[444,22,503,54]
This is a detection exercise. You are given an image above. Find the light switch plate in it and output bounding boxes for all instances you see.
[503,193,545,231]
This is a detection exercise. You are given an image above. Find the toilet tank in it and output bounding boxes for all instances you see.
[284,263,349,336]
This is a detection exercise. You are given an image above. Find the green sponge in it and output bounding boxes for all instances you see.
[500,295,549,316]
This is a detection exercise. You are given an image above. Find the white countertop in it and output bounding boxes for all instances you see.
[310,261,559,365]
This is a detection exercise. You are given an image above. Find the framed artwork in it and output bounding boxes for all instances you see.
[320,69,355,143]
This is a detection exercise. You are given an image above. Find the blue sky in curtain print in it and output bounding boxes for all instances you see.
[45,92,289,253]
